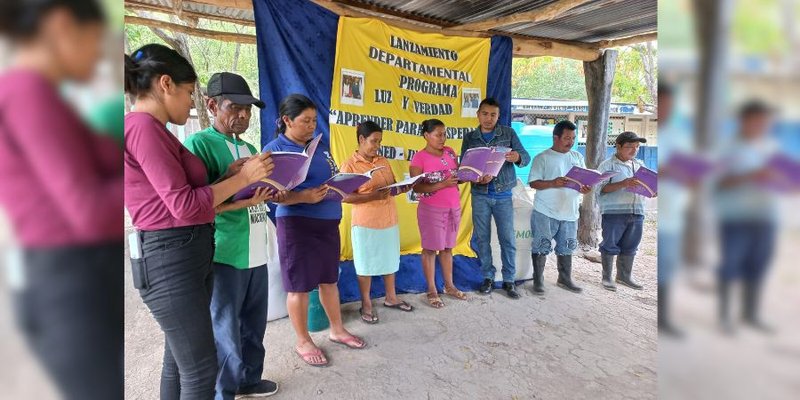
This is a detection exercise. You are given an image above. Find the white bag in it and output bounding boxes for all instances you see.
[489,179,534,281]
[265,216,288,321]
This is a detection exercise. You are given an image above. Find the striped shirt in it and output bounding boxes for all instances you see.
[597,155,646,215]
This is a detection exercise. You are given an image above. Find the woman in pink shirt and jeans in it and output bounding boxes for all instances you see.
[124,43,273,399]
[409,119,469,308]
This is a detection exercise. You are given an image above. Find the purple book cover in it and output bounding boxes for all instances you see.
[665,152,715,183]
[456,146,510,182]
[232,135,322,201]
[761,153,800,191]
[380,174,426,196]
[562,166,618,191]
[323,167,385,201]
[625,166,658,197]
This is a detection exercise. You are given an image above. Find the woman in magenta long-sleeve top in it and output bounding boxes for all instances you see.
[0,1,123,398]
[124,43,274,399]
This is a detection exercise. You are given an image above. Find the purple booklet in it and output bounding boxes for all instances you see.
[456,146,511,182]
[232,135,322,201]
[665,152,715,184]
[562,166,619,191]
[625,166,658,197]
[760,153,800,191]
[323,167,385,201]
[379,174,426,196]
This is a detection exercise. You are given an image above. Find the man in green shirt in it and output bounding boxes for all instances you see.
[184,72,278,399]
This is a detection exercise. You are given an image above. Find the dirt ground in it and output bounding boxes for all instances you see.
[0,209,658,400]
[123,212,658,400]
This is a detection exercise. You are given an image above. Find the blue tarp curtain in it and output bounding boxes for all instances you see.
[254,0,514,302]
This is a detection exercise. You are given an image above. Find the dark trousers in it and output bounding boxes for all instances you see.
[210,263,269,400]
[599,213,644,255]
[14,241,123,400]
[135,224,218,400]
[718,221,776,283]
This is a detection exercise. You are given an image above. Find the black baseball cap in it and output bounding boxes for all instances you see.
[615,131,647,145]
[207,72,265,108]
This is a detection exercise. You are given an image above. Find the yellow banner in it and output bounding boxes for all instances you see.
[329,17,490,259]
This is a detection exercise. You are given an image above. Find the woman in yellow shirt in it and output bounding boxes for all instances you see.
[342,121,414,323]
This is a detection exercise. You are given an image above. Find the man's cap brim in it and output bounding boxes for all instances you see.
[221,93,265,109]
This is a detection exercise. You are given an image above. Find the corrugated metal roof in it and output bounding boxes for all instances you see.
[342,0,656,43]
[126,0,656,44]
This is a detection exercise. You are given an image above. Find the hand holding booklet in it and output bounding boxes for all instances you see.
[562,166,618,191]
[379,174,426,196]
[456,146,511,182]
[759,153,800,192]
[232,134,323,201]
[625,166,658,197]
[323,167,385,201]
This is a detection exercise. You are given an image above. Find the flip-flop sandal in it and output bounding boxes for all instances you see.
[383,300,414,312]
[295,347,328,367]
[426,293,444,308]
[444,287,468,300]
[359,308,379,324]
[329,335,367,349]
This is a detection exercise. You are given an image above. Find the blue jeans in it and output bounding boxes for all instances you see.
[718,221,776,283]
[658,232,681,284]
[472,194,516,282]
[530,210,577,255]
[211,263,269,400]
[599,214,644,256]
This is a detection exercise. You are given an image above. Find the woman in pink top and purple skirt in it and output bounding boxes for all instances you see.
[409,119,469,308]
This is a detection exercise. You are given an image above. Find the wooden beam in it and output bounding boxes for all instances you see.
[125,1,255,26]
[189,0,254,9]
[594,32,657,48]
[513,37,601,61]
[310,0,485,37]
[148,0,601,61]
[124,15,256,44]
[331,0,457,28]
[451,0,595,32]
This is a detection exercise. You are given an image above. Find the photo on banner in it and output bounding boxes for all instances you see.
[328,17,491,259]
[461,88,481,117]
[340,68,365,106]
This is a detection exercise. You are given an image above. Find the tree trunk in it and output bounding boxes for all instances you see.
[682,0,733,267]
[141,12,210,130]
[578,49,618,250]
[123,33,134,113]
[639,42,657,104]
[232,42,241,72]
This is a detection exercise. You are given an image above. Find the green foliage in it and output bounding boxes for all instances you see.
[125,20,263,146]
[512,45,656,104]
[511,57,587,100]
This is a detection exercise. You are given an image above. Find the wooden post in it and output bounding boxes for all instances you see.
[578,49,618,251]
[682,0,733,267]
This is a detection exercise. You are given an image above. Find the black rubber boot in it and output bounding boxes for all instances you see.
[556,255,582,293]
[742,280,774,334]
[615,254,643,290]
[658,284,684,338]
[601,253,617,291]
[531,253,546,295]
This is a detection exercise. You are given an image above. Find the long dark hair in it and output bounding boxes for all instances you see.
[124,44,197,98]
[275,94,317,138]
[0,0,104,40]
